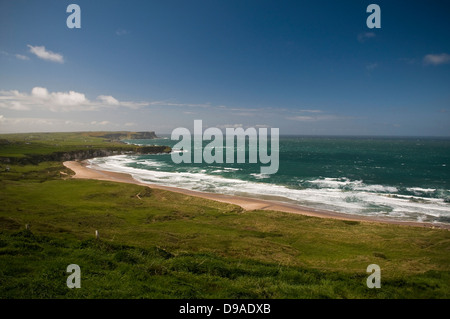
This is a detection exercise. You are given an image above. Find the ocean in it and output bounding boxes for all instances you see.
[88,135,450,225]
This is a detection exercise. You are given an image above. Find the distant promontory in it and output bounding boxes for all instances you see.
[0,131,169,165]
[90,131,158,142]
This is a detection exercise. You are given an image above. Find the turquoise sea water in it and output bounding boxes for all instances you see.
[89,136,450,224]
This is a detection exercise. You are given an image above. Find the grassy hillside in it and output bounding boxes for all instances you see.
[0,132,170,166]
[0,132,449,299]
[0,131,160,159]
[0,132,124,157]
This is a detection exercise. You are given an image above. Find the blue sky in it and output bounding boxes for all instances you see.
[0,0,449,135]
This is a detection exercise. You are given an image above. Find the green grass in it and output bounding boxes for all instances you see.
[0,132,128,158]
[0,132,449,298]
[1,230,447,299]
[0,178,449,298]
[0,132,167,162]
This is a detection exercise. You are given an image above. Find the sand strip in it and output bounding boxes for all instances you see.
[63,160,449,229]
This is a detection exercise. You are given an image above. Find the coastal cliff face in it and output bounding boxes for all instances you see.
[132,131,158,139]
[0,145,170,165]
[0,131,168,165]
[39,145,169,162]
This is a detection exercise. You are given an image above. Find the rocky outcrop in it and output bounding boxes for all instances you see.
[130,132,158,139]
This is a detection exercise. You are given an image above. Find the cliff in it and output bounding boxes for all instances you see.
[131,131,158,139]
[0,145,171,165]
[0,131,168,165]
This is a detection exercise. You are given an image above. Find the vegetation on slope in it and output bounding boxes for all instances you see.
[0,132,449,299]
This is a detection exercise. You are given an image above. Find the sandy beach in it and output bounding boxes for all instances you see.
[63,160,449,229]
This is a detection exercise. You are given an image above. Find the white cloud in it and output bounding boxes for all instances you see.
[117,101,150,109]
[287,114,352,122]
[0,115,58,132]
[4,101,30,111]
[297,109,323,113]
[15,54,29,60]
[32,87,88,106]
[31,87,49,99]
[423,53,450,65]
[358,32,376,43]
[26,87,89,111]
[0,51,30,60]
[27,45,64,63]
[231,112,255,117]
[149,101,212,108]
[399,58,417,65]
[145,100,278,115]
[0,87,149,112]
[0,115,119,133]
[97,95,120,105]
[287,116,316,121]
[58,92,88,106]
[91,120,110,125]
[116,29,129,36]
[366,63,378,71]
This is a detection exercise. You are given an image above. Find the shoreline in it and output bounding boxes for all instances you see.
[63,160,450,230]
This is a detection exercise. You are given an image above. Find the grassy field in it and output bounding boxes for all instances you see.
[0,131,164,160]
[0,132,130,158]
[0,132,449,299]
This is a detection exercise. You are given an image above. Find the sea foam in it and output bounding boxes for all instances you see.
[88,155,450,224]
